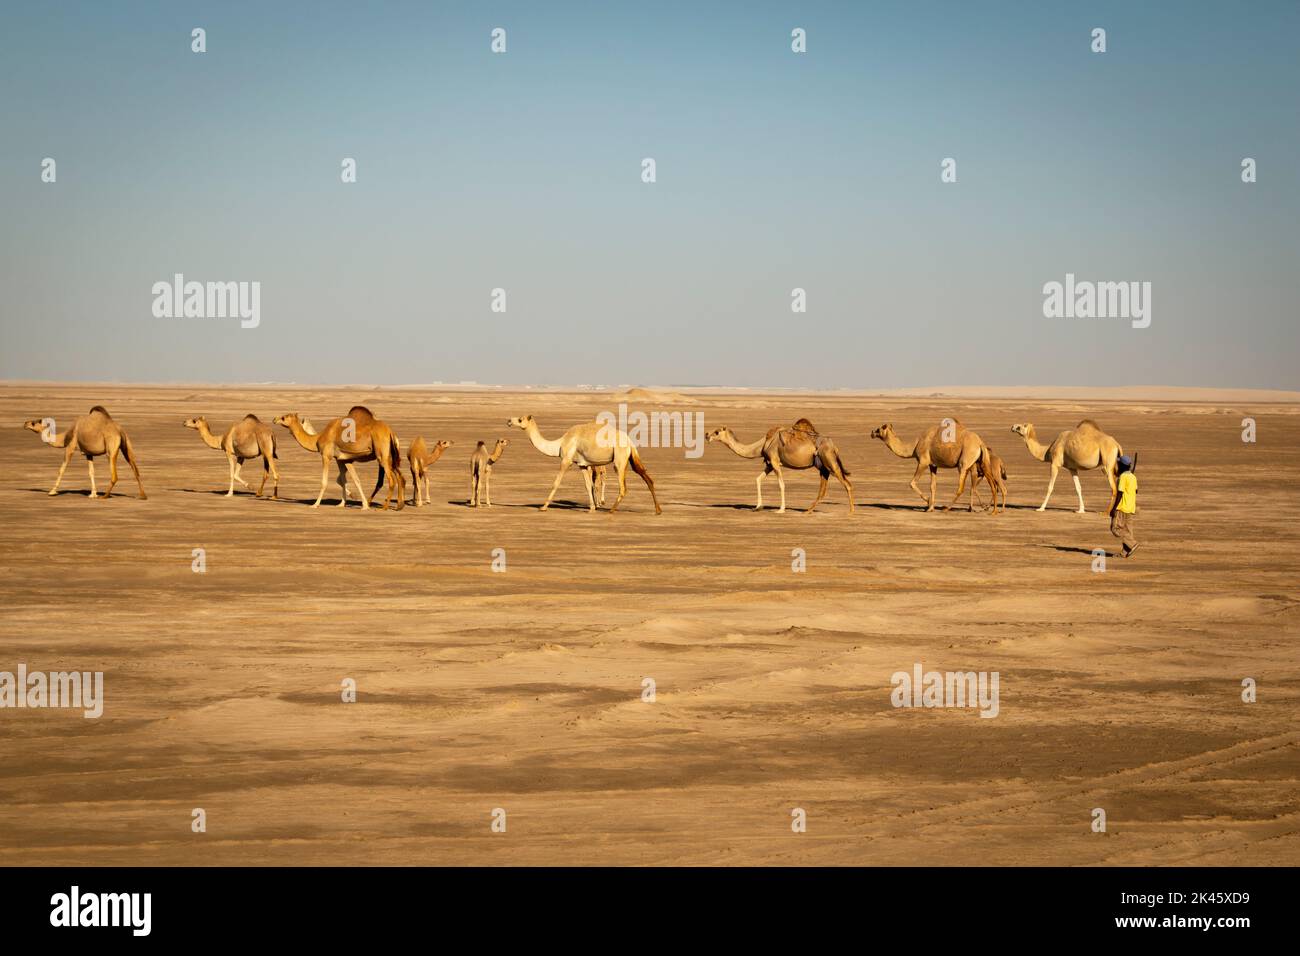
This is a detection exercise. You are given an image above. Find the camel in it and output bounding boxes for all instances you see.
[24,406,147,499]
[274,406,405,510]
[705,418,854,513]
[871,420,989,512]
[1011,420,1122,513]
[408,437,453,506]
[972,449,1009,514]
[506,415,661,514]
[469,439,508,508]
[184,414,279,498]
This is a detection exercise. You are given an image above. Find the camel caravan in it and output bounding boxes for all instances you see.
[24,404,1127,518]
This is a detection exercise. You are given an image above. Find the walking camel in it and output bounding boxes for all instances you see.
[705,418,854,513]
[506,415,662,514]
[274,406,405,510]
[24,406,147,499]
[871,420,989,512]
[408,437,453,506]
[469,439,508,507]
[184,414,280,498]
[1010,420,1122,513]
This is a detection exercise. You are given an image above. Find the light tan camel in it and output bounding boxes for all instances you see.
[274,406,405,510]
[972,449,1009,514]
[506,415,661,514]
[871,420,989,512]
[469,439,508,508]
[408,437,453,506]
[1011,420,1122,513]
[184,414,279,498]
[705,418,854,513]
[24,406,147,499]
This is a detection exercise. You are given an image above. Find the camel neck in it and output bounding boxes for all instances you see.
[1021,428,1049,461]
[721,432,765,458]
[288,421,319,451]
[525,423,562,457]
[197,423,223,450]
[884,433,917,459]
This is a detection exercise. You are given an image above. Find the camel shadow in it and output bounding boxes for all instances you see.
[1046,545,1115,557]
[21,488,100,498]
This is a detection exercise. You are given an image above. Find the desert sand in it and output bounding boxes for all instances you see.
[0,383,1296,866]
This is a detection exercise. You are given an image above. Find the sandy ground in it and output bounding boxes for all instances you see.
[0,383,1296,866]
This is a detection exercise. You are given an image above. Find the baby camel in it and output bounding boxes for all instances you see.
[469,439,508,507]
[184,414,279,498]
[972,449,1009,514]
[408,437,453,506]
[24,406,147,499]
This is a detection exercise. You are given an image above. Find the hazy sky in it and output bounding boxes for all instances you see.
[2,1,1297,389]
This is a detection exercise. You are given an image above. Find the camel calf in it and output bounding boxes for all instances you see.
[469,439,508,507]
[973,450,1009,514]
[408,437,452,506]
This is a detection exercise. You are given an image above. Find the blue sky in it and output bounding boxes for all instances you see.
[2,1,1296,387]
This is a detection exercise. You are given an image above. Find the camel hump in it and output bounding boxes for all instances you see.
[346,405,376,422]
[88,405,112,418]
[242,413,261,423]
[1076,418,1102,431]
[792,417,818,434]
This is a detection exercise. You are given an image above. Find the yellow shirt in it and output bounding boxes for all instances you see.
[1115,472,1137,514]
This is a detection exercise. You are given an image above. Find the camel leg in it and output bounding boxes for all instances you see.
[120,437,146,499]
[540,458,573,511]
[233,458,251,490]
[945,466,970,511]
[470,469,478,507]
[807,471,830,514]
[754,470,766,511]
[312,459,332,508]
[1038,463,1061,511]
[927,466,938,512]
[485,468,492,508]
[1071,471,1085,513]
[582,467,597,512]
[838,468,854,513]
[226,453,238,497]
[49,444,75,495]
[907,462,930,507]
[104,445,120,498]
[775,465,786,514]
[410,463,420,506]
[87,459,98,498]
[347,463,370,509]
[256,457,271,498]
[611,456,630,513]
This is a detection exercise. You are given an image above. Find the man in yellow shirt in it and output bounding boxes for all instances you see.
[1110,455,1138,557]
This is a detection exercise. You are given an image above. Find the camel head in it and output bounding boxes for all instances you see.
[435,440,453,452]
[705,427,731,444]
[1011,423,1033,438]
[506,415,534,431]
[22,419,47,435]
[870,424,894,441]
[273,413,298,429]
[183,416,206,430]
